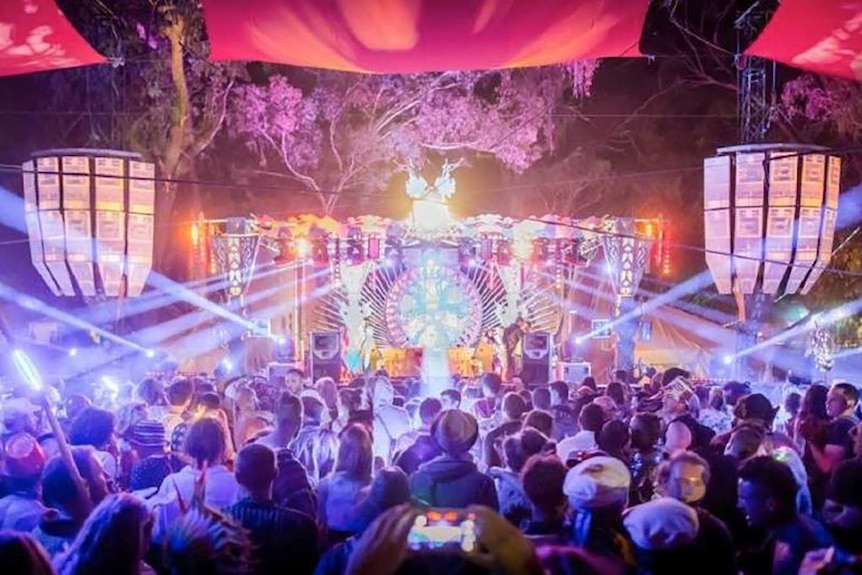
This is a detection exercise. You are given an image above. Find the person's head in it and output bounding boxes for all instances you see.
[440,389,461,411]
[564,456,631,516]
[55,494,152,575]
[116,402,148,437]
[801,384,829,419]
[623,497,699,554]
[315,377,339,412]
[724,425,765,461]
[578,403,605,433]
[0,531,55,575]
[68,408,115,451]
[596,420,630,459]
[167,378,194,409]
[733,393,779,427]
[503,428,549,473]
[548,381,569,407]
[235,444,276,497]
[371,376,395,409]
[335,424,373,481]
[1,433,45,494]
[273,391,303,436]
[42,446,110,521]
[522,410,554,438]
[285,368,305,395]
[827,383,859,418]
[630,412,662,451]
[722,381,749,408]
[184,417,227,468]
[136,378,165,407]
[823,459,862,551]
[657,451,710,504]
[532,387,552,411]
[783,392,801,416]
[417,398,443,430]
[192,392,221,416]
[580,376,597,392]
[480,373,503,399]
[738,456,799,529]
[64,394,92,423]
[522,454,567,519]
[301,395,326,427]
[502,392,527,422]
[605,381,626,407]
[348,466,411,533]
[708,387,725,411]
[431,410,479,456]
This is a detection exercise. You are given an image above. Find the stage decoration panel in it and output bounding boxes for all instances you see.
[385,258,483,349]
[0,0,105,77]
[201,0,648,74]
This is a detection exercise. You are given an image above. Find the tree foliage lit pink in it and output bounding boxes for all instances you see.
[781,74,862,140]
[228,66,596,213]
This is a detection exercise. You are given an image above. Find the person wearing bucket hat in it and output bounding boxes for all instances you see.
[623,497,700,574]
[0,432,47,531]
[409,410,498,510]
[563,456,633,563]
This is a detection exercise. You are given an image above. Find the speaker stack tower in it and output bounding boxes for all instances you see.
[521,331,551,386]
[309,331,342,381]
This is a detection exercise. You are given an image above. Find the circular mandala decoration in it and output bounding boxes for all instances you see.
[385,258,483,349]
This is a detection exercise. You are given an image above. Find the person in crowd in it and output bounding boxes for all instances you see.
[521,453,568,540]
[772,447,814,516]
[483,392,527,469]
[737,456,833,575]
[127,420,184,493]
[228,444,319,575]
[317,423,374,540]
[257,391,303,451]
[628,412,663,505]
[284,368,306,395]
[596,420,630,464]
[54,493,154,575]
[59,396,90,438]
[777,392,801,438]
[0,531,56,575]
[699,386,733,434]
[316,467,411,575]
[549,381,578,440]
[115,403,150,489]
[162,378,194,441]
[292,396,338,485]
[135,378,167,419]
[271,445,317,518]
[522,410,554,439]
[623,497,700,575]
[563,455,633,563]
[473,372,503,423]
[490,428,548,526]
[68,408,117,483]
[165,499,251,575]
[557,403,604,461]
[722,381,750,409]
[315,377,341,430]
[797,384,831,507]
[730,393,794,451]
[810,383,859,475]
[393,398,442,475]
[816,459,862,559]
[370,376,411,466]
[410,410,498,509]
[663,378,714,454]
[655,451,735,575]
[439,389,461,411]
[152,417,240,542]
[33,447,111,557]
[0,433,46,531]
[532,387,551,411]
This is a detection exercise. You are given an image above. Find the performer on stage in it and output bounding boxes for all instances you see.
[360,324,382,373]
[503,317,527,382]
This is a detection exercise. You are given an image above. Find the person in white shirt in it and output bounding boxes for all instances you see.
[370,376,410,466]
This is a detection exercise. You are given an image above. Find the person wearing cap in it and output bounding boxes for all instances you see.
[228,444,318,575]
[563,455,633,564]
[0,432,46,531]
[127,420,185,493]
[623,497,700,574]
[409,410,498,510]
[810,383,859,475]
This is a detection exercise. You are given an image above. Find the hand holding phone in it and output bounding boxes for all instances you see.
[407,509,477,553]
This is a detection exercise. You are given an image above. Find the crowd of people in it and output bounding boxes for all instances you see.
[0,363,860,575]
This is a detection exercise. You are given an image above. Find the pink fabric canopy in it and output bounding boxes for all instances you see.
[201,0,649,73]
[0,0,105,77]
[747,0,862,81]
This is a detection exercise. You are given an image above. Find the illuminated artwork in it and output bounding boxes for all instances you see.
[385,256,482,349]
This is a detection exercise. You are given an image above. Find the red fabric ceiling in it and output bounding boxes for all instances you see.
[747,0,862,81]
[0,0,104,77]
[201,0,649,73]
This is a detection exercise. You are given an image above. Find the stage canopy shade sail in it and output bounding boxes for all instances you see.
[0,0,105,77]
[746,0,862,81]
[200,0,649,73]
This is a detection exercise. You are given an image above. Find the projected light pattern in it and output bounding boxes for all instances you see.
[385,259,482,349]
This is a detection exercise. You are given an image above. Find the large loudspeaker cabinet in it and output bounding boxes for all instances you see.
[521,331,551,386]
[310,331,341,381]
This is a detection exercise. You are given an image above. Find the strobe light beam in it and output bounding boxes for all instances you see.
[12,349,43,391]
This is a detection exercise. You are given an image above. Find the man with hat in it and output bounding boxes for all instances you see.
[0,432,46,531]
[409,410,498,510]
[127,420,185,493]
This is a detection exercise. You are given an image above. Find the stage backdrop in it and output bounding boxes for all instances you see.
[201,0,649,73]
[0,0,105,77]
[746,0,862,81]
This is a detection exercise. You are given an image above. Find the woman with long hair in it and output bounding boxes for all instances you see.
[0,531,56,575]
[54,493,153,575]
[317,424,373,542]
[796,384,831,508]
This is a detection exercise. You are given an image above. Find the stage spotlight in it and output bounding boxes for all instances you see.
[12,349,42,391]
[68,347,78,357]
[101,375,119,395]
[296,238,311,260]
[145,349,156,359]
[220,358,233,373]
[575,336,585,345]
[722,354,734,365]
[605,262,614,275]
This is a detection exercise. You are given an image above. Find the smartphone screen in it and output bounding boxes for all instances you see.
[407,510,477,553]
